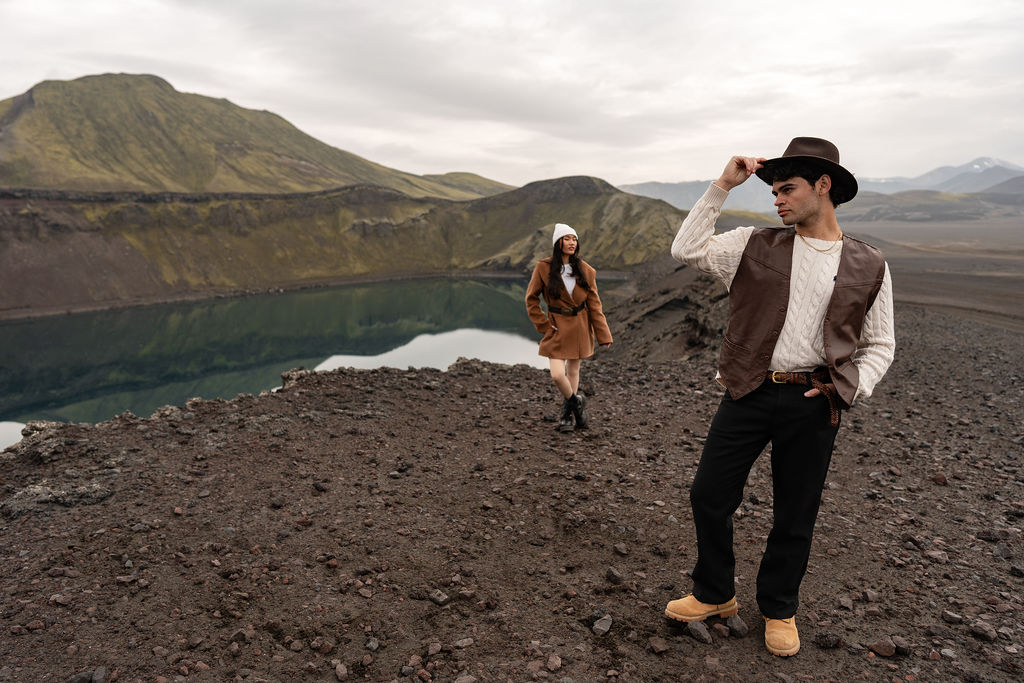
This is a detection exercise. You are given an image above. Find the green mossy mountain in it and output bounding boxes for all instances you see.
[0,73,766,320]
[0,73,511,199]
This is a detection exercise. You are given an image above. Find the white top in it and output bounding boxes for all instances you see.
[561,263,576,297]
[671,183,895,402]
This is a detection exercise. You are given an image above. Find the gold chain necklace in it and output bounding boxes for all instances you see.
[798,231,843,254]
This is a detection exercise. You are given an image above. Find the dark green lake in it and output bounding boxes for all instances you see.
[0,277,546,431]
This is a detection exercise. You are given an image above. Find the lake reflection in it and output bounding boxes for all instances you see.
[317,328,545,371]
[0,278,547,432]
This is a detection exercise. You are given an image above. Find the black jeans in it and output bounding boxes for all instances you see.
[689,379,840,618]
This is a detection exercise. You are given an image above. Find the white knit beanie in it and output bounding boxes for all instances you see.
[552,223,578,246]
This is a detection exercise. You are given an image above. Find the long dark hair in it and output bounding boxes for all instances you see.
[547,237,589,300]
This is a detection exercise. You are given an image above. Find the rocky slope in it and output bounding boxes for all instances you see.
[0,178,762,320]
[1,292,1021,682]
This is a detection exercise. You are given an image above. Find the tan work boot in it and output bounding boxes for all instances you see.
[764,616,800,656]
[664,594,738,622]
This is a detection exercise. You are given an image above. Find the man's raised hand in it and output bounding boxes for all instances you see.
[713,156,767,191]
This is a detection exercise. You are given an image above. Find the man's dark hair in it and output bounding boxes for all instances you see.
[762,159,841,207]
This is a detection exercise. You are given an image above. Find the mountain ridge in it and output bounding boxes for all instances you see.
[620,157,1024,215]
[0,73,512,199]
[0,174,763,319]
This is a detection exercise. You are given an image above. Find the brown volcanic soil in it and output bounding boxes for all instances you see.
[2,276,1024,681]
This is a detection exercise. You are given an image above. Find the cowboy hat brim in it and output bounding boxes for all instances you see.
[754,137,858,204]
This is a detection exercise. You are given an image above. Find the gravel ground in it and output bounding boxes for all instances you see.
[1,295,1022,682]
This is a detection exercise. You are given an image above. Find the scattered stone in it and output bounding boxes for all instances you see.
[686,620,713,644]
[891,635,912,656]
[335,662,349,680]
[311,636,336,654]
[429,589,451,606]
[711,622,730,639]
[67,669,107,683]
[648,636,670,654]
[814,632,843,649]
[592,614,613,636]
[941,610,963,624]
[869,636,896,657]
[546,653,562,671]
[453,637,474,649]
[726,614,749,638]
[613,543,629,556]
[606,566,624,584]
[970,620,998,642]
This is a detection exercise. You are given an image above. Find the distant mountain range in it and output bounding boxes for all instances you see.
[620,158,1024,215]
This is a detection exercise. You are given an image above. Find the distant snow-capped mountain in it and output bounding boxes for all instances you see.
[621,157,1024,212]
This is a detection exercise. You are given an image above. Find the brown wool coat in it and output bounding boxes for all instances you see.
[525,257,613,360]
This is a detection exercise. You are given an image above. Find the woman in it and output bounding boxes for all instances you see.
[525,223,613,432]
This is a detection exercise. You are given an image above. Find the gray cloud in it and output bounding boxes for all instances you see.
[1,0,1022,185]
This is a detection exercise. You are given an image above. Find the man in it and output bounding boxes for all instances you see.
[664,137,895,656]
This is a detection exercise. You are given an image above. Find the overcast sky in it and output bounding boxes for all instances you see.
[2,0,1022,187]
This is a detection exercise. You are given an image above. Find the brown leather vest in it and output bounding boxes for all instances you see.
[719,228,886,407]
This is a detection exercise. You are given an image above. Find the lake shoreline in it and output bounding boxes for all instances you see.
[0,268,632,323]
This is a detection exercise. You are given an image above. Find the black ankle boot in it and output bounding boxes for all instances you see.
[570,393,588,429]
[557,397,575,433]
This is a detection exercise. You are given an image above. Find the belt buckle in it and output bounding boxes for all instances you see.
[771,370,785,384]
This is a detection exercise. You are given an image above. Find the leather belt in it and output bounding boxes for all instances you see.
[548,301,587,316]
[768,369,842,427]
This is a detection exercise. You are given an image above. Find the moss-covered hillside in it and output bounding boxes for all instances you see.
[0,177,761,318]
[0,73,512,199]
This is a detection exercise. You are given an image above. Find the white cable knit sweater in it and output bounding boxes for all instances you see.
[671,183,895,402]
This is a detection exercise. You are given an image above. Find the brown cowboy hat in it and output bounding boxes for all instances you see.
[755,137,858,204]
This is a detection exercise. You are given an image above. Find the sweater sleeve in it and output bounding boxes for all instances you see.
[852,262,896,402]
[525,261,553,334]
[670,183,755,288]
